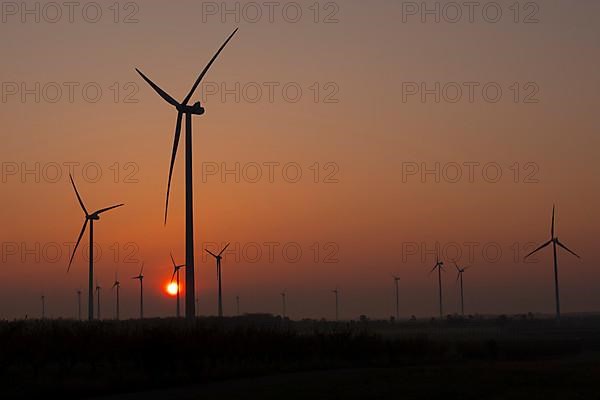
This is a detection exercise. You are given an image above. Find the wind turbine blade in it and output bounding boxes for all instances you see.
[205,249,218,258]
[135,68,179,107]
[551,205,555,238]
[67,219,88,272]
[69,174,88,216]
[429,265,438,274]
[140,263,144,276]
[170,252,177,268]
[218,242,231,256]
[453,262,460,272]
[456,272,460,283]
[556,239,581,259]
[524,240,552,259]
[182,28,239,105]
[164,111,183,225]
[95,204,124,215]
[171,269,177,283]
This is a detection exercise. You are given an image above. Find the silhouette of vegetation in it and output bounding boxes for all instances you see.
[1,315,599,398]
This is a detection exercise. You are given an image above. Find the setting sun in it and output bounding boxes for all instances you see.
[166,282,178,296]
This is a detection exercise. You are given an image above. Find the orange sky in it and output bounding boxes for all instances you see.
[1,0,599,319]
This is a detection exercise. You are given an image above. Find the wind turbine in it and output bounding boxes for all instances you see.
[236,295,240,316]
[392,275,400,321]
[453,262,470,316]
[76,289,82,321]
[112,272,121,320]
[41,294,45,319]
[205,243,230,317]
[95,281,102,320]
[525,205,581,320]
[136,28,239,320]
[132,263,144,319]
[67,174,124,321]
[280,290,287,318]
[332,288,339,321]
[430,254,445,319]
[170,253,186,318]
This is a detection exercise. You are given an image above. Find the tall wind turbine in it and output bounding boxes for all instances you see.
[205,243,230,318]
[76,289,82,321]
[136,28,239,320]
[525,205,581,320]
[112,273,121,320]
[430,255,445,319]
[280,290,287,318]
[67,174,123,321]
[170,253,186,318]
[392,275,400,321]
[132,263,144,319]
[332,288,339,321]
[453,262,470,316]
[95,281,102,320]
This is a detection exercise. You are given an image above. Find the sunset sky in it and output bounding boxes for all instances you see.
[1,0,599,320]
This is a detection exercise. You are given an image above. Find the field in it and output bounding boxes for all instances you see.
[1,315,599,399]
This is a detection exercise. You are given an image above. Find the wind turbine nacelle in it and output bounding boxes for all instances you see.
[179,102,205,115]
[192,101,205,114]
[89,214,100,220]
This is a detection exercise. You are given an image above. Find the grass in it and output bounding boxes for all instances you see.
[1,315,599,399]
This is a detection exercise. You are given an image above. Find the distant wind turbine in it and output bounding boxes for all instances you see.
[236,295,240,316]
[67,174,123,321]
[332,288,339,321]
[41,294,45,320]
[95,281,102,320]
[453,262,470,316]
[76,289,82,321]
[136,28,239,320]
[430,254,445,319]
[112,272,121,320]
[392,275,400,321]
[170,253,186,318]
[281,290,287,318]
[132,263,144,319]
[205,243,230,317]
[525,205,581,320]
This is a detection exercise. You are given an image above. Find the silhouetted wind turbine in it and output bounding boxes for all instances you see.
[281,290,287,318]
[525,205,581,320]
[76,289,82,320]
[236,295,240,316]
[453,262,470,316]
[112,272,121,320]
[67,174,123,321]
[132,263,144,319]
[170,253,186,318]
[95,281,102,320]
[332,288,339,321]
[430,254,445,319]
[205,243,230,317]
[41,294,45,319]
[136,28,239,320]
[392,275,400,321]
[196,290,200,317]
